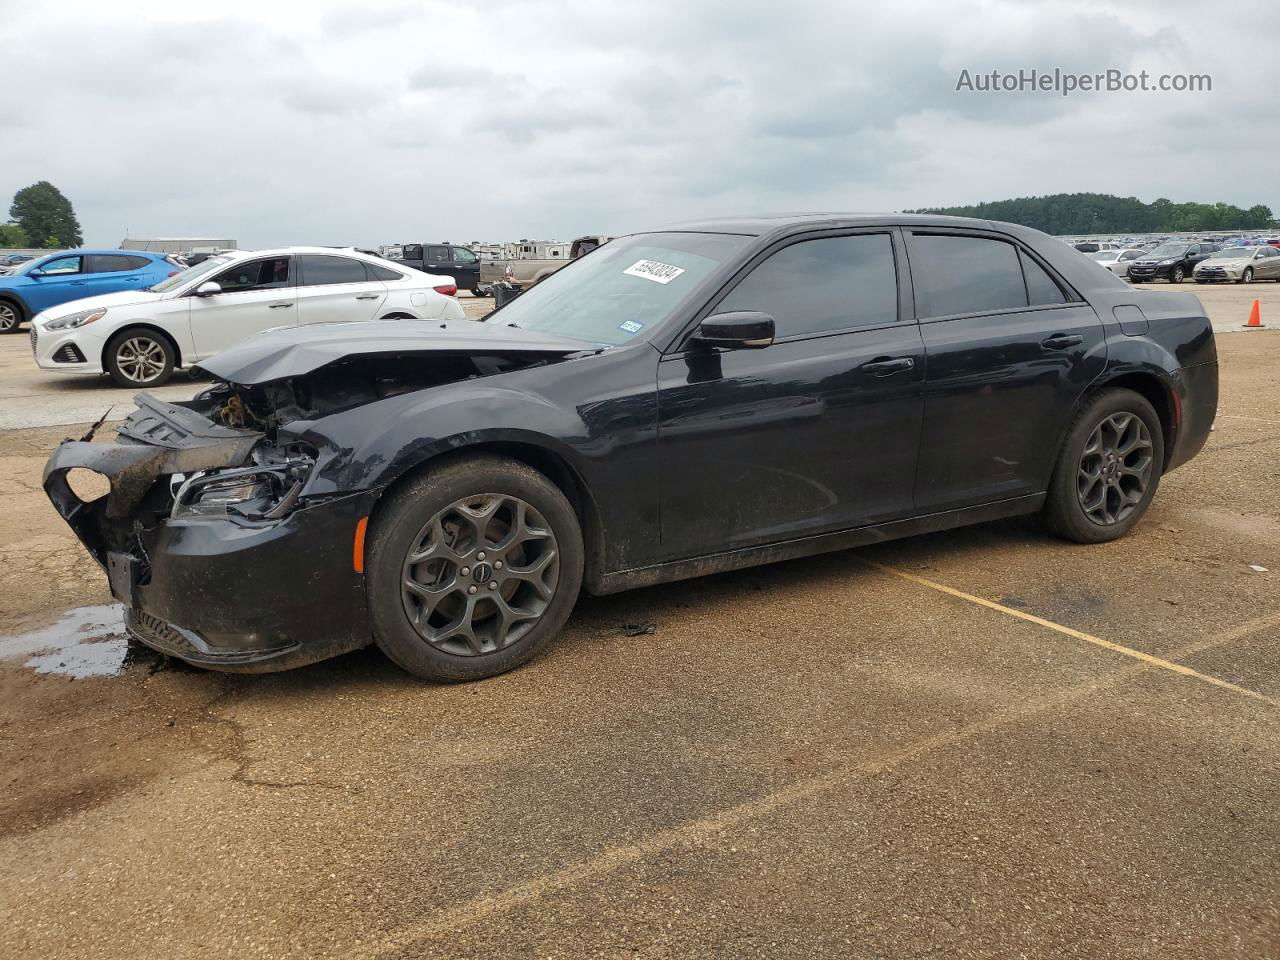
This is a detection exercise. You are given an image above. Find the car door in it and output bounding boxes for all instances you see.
[294,254,387,324]
[448,245,481,289]
[84,254,150,298]
[188,255,296,358]
[905,230,1106,513]
[424,245,453,279]
[1261,246,1280,279]
[25,254,89,313]
[655,230,925,560]
[1184,244,1207,274]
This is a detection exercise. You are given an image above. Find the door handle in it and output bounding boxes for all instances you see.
[268,302,292,309]
[860,357,915,376]
[354,293,380,300]
[1040,334,1084,350]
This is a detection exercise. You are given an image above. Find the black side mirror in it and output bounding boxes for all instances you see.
[694,311,775,350]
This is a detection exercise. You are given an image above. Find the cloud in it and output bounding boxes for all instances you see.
[0,0,1269,249]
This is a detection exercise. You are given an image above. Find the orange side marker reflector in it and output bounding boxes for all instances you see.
[353,516,369,573]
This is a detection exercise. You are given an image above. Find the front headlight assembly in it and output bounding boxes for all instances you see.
[171,457,313,521]
[44,307,107,330]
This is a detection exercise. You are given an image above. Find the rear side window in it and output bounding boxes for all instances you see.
[716,233,898,338]
[297,255,369,286]
[910,234,1027,318]
[426,246,450,264]
[214,257,291,292]
[368,263,405,281]
[1019,251,1068,305]
[88,254,150,273]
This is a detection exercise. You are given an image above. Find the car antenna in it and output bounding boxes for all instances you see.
[79,406,114,442]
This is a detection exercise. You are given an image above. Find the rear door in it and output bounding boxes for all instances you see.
[85,254,151,298]
[905,230,1106,512]
[25,254,88,313]
[295,254,387,324]
[189,255,296,358]
[656,229,925,559]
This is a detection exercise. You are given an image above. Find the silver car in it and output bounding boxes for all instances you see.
[1087,248,1145,279]
[1193,245,1280,284]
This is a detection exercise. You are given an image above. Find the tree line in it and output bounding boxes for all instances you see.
[1,181,83,248]
[906,193,1275,235]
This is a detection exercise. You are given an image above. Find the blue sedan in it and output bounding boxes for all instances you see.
[0,249,181,333]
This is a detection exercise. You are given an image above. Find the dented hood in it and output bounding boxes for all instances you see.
[194,318,587,385]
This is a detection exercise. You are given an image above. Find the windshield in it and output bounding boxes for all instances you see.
[1146,244,1189,259]
[149,255,231,293]
[1208,246,1256,260]
[489,232,751,346]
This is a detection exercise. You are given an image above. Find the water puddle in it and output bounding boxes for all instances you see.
[0,604,132,678]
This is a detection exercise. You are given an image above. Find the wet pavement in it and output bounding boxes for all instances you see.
[0,331,1276,959]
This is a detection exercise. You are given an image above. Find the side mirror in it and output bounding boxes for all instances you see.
[195,281,222,297]
[27,268,44,278]
[694,311,775,350]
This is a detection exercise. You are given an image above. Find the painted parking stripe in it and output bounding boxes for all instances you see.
[864,561,1280,708]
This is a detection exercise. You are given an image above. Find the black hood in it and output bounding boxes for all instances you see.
[194,319,588,385]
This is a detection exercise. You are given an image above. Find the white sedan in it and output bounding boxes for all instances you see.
[31,246,466,387]
[1086,248,1145,279]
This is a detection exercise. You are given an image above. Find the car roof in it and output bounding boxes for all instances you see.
[220,246,394,261]
[39,248,166,257]
[651,212,998,236]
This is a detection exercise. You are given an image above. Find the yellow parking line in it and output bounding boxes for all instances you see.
[864,561,1279,708]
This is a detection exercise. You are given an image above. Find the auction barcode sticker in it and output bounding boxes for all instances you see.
[623,259,685,284]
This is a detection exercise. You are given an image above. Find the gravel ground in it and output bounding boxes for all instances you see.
[0,311,1276,958]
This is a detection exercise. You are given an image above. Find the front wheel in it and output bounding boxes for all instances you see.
[105,330,176,387]
[0,300,24,333]
[366,454,584,681]
[1044,388,1164,544]
[1240,267,1254,284]
[1170,266,1185,283]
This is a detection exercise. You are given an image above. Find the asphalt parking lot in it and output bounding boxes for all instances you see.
[1,291,1277,958]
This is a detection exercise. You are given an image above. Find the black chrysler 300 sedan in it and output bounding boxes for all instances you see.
[44,215,1218,681]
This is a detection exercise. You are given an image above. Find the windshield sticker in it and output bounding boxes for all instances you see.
[619,319,644,334]
[623,259,685,284]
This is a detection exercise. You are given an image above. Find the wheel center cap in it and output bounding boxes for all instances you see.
[472,562,493,584]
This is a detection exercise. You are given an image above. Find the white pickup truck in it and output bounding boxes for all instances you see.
[479,235,609,293]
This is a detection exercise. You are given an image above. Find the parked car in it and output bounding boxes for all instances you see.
[479,235,611,294]
[1127,242,1219,283]
[0,249,180,333]
[1086,248,1145,278]
[388,243,482,295]
[43,214,1217,682]
[0,253,33,267]
[1193,245,1280,283]
[31,246,464,387]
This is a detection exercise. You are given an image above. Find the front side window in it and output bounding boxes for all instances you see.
[39,255,82,275]
[910,234,1028,318]
[452,247,479,264]
[297,255,368,287]
[213,257,291,293]
[715,234,898,338]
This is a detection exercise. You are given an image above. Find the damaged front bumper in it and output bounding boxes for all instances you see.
[43,395,376,672]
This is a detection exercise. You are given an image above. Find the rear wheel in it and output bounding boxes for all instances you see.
[105,329,175,387]
[1044,388,1164,543]
[0,299,24,333]
[367,454,584,681]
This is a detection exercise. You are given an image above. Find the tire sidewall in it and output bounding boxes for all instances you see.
[367,455,584,681]
[1046,389,1165,543]
[106,329,175,387]
[0,299,25,332]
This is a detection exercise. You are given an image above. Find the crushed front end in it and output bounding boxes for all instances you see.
[44,392,377,672]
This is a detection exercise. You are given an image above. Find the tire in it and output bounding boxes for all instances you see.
[0,298,25,333]
[105,329,176,387]
[1240,267,1254,284]
[1170,266,1185,283]
[470,286,488,298]
[367,453,584,681]
[1044,388,1165,544]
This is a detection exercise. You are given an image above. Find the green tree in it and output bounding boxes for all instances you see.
[9,181,82,248]
[0,222,28,247]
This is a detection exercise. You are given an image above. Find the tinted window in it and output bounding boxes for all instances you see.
[213,257,291,292]
[368,263,405,281]
[452,246,478,263]
[297,255,368,286]
[1020,251,1068,305]
[40,255,82,275]
[401,244,423,261]
[88,254,150,273]
[426,246,450,263]
[910,235,1027,318]
[717,234,898,338]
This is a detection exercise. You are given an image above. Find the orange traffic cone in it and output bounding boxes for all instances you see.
[1244,299,1266,330]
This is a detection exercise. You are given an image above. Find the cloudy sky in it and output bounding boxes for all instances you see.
[2,0,1271,248]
